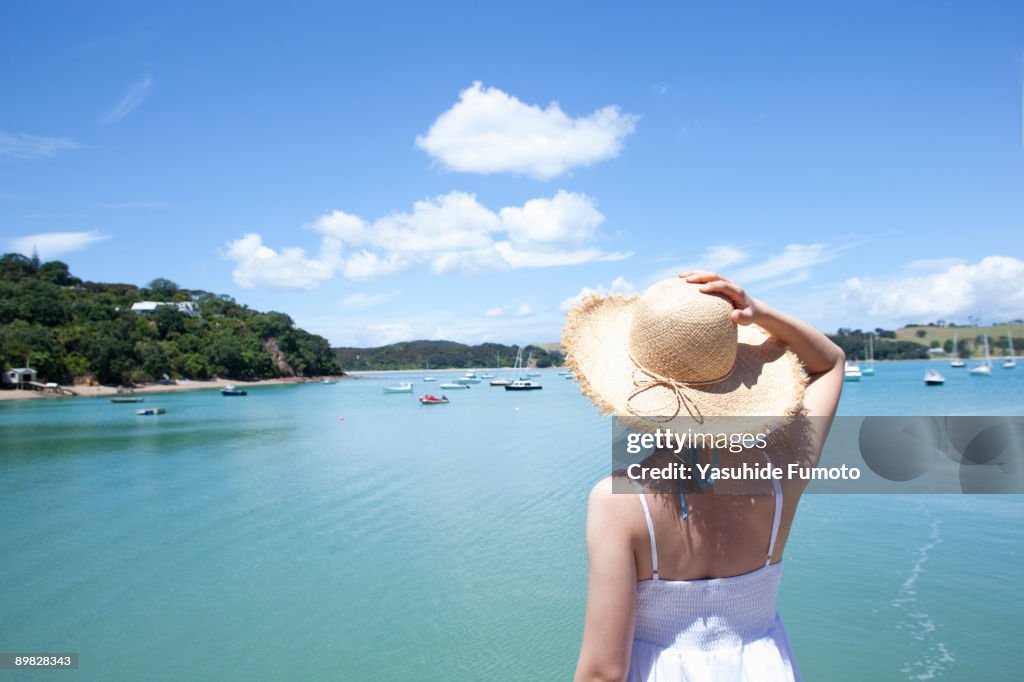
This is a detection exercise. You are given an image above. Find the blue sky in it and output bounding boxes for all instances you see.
[2,1,1022,346]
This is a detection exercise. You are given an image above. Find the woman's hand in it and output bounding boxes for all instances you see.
[678,271,759,325]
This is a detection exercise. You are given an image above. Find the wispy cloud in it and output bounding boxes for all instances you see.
[560,276,636,311]
[483,303,534,318]
[416,82,638,180]
[97,200,174,210]
[0,132,77,160]
[8,230,109,260]
[341,291,400,310]
[101,69,153,124]
[733,243,837,284]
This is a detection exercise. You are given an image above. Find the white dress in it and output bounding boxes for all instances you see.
[627,475,802,681]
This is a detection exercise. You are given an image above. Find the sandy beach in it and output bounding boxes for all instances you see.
[0,376,351,402]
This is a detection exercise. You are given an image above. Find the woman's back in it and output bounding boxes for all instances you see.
[627,469,802,681]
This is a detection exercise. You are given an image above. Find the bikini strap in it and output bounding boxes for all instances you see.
[631,482,660,580]
[765,454,783,568]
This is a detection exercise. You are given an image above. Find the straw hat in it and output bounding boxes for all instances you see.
[562,278,806,434]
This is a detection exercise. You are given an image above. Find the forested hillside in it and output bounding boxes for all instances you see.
[334,340,565,371]
[0,253,341,385]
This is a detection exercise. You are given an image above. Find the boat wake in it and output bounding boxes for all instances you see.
[892,508,955,680]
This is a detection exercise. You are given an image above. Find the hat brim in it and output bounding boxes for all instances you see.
[562,293,807,435]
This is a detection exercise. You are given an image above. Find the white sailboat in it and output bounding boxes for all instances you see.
[1003,330,1016,369]
[491,347,520,386]
[862,333,875,376]
[924,368,945,386]
[969,334,992,376]
[950,333,966,367]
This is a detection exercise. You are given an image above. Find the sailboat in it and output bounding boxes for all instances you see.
[491,347,520,386]
[843,359,862,382]
[525,351,541,377]
[1003,330,1016,369]
[862,333,875,376]
[950,333,966,368]
[924,368,945,386]
[969,334,992,376]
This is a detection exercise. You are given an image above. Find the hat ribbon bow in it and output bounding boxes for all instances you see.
[626,352,727,423]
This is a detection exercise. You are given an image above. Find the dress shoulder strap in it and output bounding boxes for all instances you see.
[632,484,660,580]
[765,454,783,568]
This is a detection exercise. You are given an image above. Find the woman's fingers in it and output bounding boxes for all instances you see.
[698,279,746,305]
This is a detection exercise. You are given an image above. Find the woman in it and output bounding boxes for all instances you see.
[565,271,845,681]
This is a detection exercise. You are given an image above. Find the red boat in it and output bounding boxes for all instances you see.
[419,394,450,405]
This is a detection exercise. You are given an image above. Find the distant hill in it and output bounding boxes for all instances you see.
[0,253,341,385]
[333,340,565,371]
[895,324,1023,357]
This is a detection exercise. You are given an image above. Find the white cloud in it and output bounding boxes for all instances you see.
[843,256,1024,324]
[341,291,400,310]
[484,307,504,318]
[9,231,108,259]
[0,132,77,160]
[224,233,338,290]
[514,303,533,317]
[560,276,636,311]
[101,69,153,124]
[225,190,630,288]
[499,191,603,250]
[415,82,638,179]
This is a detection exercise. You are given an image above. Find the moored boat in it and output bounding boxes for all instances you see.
[221,385,248,396]
[1003,330,1016,369]
[924,369,945,386]
[843,362,862,382]
[111,397,144,403]
[969,334,992,376]
[136,407,166,415]
[505,379,542,391]
[383,382,413,394]
[419,394,449,405]
[950,333,966,367]
[439,382,470,389]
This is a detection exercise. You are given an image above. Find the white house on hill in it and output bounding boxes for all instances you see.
[130,301,199,317]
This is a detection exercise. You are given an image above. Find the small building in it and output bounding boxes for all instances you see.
[3,367,38,389]
[130,301,200,317]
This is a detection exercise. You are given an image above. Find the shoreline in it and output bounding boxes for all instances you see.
[0,375,351,402]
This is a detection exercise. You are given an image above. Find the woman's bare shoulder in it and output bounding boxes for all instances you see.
[587,474,645,537]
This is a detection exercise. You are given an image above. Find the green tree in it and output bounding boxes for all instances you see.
[147,278,180,298]
[154,305,186,339]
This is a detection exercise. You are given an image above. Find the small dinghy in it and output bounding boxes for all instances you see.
[419,394,449,405]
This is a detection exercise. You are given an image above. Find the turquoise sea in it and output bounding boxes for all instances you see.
[2,361,1023,680]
